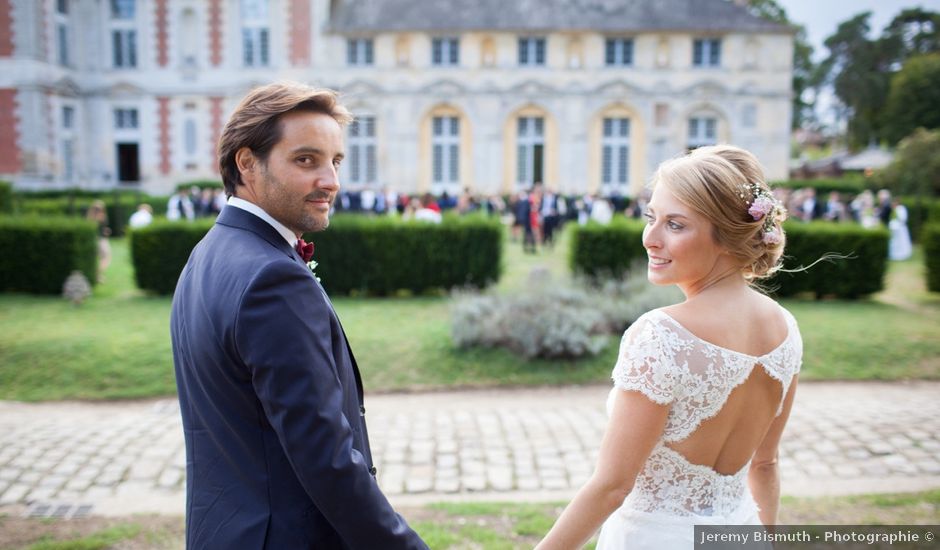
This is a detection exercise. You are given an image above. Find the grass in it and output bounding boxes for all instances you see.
[0,227,937,401]
[3,490,936,549]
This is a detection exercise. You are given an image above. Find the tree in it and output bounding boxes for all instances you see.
[881,8,940,69]
[876,128,940,197]
[816,12,893,148]
[747,0,816,129]
[884,54,940,144]
[816,9,940,148]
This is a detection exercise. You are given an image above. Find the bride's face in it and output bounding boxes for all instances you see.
[641,185,727,293]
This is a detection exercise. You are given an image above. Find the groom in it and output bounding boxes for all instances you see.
[170,82,427,549]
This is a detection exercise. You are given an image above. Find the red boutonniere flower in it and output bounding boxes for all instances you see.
[295,239,315,263]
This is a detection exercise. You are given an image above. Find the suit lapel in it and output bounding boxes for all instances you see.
[218,207,366,403]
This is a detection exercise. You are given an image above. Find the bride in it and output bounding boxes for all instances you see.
[536,145,802,549]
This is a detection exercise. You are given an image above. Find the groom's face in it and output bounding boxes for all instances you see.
[250,110,345,236]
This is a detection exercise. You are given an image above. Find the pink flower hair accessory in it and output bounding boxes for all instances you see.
[738,182,785,245]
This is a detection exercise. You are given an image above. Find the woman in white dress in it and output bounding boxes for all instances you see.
[537,145,802,549]
[888,199,913,261]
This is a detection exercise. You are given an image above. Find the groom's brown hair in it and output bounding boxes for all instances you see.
[218,81,353,197]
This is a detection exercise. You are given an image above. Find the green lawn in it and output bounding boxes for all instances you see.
[0,228,937,401]
[2,490,937,549]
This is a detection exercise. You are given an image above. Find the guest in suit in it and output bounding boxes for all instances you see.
[170,81,427,549]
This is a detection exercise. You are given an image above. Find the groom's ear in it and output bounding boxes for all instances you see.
[235,147,258,185]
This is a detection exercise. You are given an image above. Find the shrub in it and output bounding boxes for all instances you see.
[768,222,890,299]
[129,214,502,296]
[14,190,170,236]
[308,214,502,295]
[569,219,646,278]
[175,180,223,192]
[923,224,940,293]
[875,128,940,197]
[900,196,940,243]
[451,265,681,359]
[0,216,97,294]
[129,220,213,295]
[772,177,868,195]
[0,180,12,213]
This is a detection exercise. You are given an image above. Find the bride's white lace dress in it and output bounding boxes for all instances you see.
[597,307,802,549]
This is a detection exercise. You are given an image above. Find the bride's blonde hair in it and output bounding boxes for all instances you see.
[650,145,787,280]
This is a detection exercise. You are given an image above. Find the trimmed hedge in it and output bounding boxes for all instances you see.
[0,216,98,294]
[768,222,890,299]
[307,214,502,295]
[129,214,503,296]
[175,180,223,193]
[772,177,868,195]
[569,218,646,278]
[924,224,940,293]
[900,196,940,244]
[129,219,214,295]
[569,219,889,299]
[15,191,169,237]
[0,181,12,213]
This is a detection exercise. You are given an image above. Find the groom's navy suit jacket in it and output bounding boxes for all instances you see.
[170,206,426,549]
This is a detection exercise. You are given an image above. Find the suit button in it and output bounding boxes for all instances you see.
[369,467,377,476]
[359,405,366,416]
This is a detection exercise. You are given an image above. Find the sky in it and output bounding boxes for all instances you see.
[775,0,940,61]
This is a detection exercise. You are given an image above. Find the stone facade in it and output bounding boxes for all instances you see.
[0,0,793,195]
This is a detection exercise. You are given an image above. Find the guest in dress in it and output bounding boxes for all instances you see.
[888,199,913,261]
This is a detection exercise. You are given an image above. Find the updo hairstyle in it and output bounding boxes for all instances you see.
[650,145,786,280]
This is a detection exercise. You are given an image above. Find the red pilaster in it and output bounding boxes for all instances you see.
[209,96,224,173]
[0,89,21,173]
[0,0,14,57]
[155,0,169,66]
[208,0,222,66]
[158,97,171,175]
[289,0,311,66]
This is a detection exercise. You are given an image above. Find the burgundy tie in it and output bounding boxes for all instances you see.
[295,238,314,263]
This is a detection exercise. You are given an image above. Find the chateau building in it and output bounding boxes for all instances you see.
[0,0,793,196]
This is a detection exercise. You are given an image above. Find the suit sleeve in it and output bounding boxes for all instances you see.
[234,259,427,549]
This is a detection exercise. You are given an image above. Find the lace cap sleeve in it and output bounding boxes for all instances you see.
[611,312,678,405]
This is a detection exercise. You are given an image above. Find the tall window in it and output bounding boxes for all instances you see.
[62,106,75,129]
[516,117,544,185]
[184,118,198,157]
[432,116,459,186]
[112,30,137,68]
[688,116,717,149]
[110,0,135,19]
[693,38,721,67]
[602,118,630,187]
[432,37,459,66]
[347,39,374,66]
[110,0,137,68]
[61,104,75,181]
[114,108,139,129]
[55,0,69,66]
[605,38,634,66]
[518,37,546,66]
[241,0,270,67]
[347,117,377,185]
[742,104,757,129]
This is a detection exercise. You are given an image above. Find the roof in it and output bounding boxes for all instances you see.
[840,147,895,171]
[328,0,794,34]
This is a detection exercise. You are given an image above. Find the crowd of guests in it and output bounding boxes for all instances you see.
[115,182,912,262]
[777,187,911,260]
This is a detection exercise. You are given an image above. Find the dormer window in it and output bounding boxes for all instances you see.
[693,38,721,67]
[432,37,459,67]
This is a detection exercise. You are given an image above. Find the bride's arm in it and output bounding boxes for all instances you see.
[535,390,669,550]
[748,375,799,526]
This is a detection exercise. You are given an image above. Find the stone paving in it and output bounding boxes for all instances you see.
[0,381,938,516]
